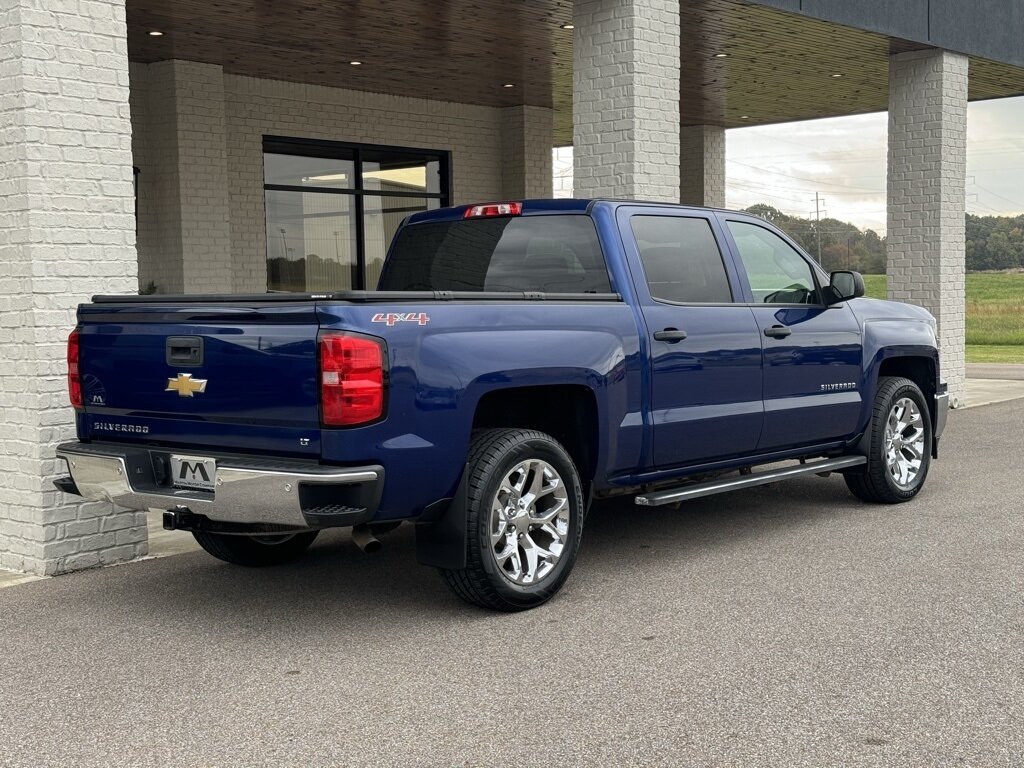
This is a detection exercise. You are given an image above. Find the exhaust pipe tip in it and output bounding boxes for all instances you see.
[351,524,381,554]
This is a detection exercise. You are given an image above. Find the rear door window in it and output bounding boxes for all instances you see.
[379,215,612,293]
[630,215,734,303]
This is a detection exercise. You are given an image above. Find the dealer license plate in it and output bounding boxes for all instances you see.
[170,455,217,492]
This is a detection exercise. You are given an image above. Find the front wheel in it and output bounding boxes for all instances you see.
[440,429,586,611]
[192,530,319,567]
[845,376,932,503]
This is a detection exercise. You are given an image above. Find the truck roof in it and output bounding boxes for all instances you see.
[405,198,740,225]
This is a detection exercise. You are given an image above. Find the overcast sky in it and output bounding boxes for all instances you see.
[554,96,1024,235]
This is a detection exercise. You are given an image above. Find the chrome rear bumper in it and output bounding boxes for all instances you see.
[55,442,383,529]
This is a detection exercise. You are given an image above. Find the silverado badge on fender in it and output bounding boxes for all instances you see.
[166,373,208,397]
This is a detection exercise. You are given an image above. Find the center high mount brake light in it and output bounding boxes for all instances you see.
[464,202,522,218]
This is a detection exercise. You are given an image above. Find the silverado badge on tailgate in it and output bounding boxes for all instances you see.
[166,373,208,397]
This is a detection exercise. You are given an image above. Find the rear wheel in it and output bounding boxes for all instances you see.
[192,530,318,567]
[440,428,586,611]
[845,376,932,503]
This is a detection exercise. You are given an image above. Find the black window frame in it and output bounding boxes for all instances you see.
[262,136,452,291]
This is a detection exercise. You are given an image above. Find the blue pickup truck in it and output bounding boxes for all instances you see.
[56,199,948,610]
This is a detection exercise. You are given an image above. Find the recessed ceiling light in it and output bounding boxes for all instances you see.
[148,30,163,36]
[831,73,843,78]
[714,53,728,58]
[740,115,750,119]
[503,83,515,88]
[560,23,574,30]
[349,60,362,66]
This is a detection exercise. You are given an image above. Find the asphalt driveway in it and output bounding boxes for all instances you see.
[1,401,1021,767]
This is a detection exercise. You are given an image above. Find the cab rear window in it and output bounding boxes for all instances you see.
[378,215,612,293]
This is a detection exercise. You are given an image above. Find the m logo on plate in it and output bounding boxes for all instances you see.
[178,461,210,483]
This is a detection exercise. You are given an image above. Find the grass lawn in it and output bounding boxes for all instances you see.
[860,272,1024,364]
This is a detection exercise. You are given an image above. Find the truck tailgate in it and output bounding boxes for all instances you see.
[76,302,322,457]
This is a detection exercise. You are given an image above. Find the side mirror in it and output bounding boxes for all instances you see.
[826,270,865,304]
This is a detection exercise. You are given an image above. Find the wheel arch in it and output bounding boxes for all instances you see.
[856,351,939,457]
[471,384,600,491]
[416,385,599,572]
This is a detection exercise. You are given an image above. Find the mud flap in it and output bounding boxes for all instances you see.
[414,465,469,570]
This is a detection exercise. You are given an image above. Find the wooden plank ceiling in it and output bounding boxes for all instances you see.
[127,0,1024,146]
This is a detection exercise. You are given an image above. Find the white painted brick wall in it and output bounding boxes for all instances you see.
[887,49,968,407]
[0,0,144,575]
[680,125,725,208]
[501,105,554,199]
[572,0,680,201]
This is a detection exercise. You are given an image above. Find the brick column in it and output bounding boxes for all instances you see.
[572,0,680,201]
[0,0,145,574]
[887,50,968,407]
[132,60,232,294]
[680,125,725,208]
[501,105,554,199]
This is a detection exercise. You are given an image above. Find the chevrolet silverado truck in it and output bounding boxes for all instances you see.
[55,199,948,610]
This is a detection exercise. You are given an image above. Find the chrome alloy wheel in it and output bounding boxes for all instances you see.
[884,397,926,489]
[489,459,570,585]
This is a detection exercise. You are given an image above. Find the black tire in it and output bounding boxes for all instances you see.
[440,429,586,611]
[192,530,318,567]
[845,376,932,504]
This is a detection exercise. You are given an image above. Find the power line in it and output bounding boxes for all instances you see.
[727,159,881,192]
[971,182,1024,211]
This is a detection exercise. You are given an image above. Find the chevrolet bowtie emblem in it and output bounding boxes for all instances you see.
[165,373,208,397]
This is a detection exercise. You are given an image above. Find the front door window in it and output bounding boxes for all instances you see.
[726,220,819,305]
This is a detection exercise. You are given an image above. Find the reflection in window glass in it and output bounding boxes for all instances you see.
[361,155,440,195]
[727,221,818,304]
[263,153,354,188]
[630,216,733,303]
[265,190,357,292]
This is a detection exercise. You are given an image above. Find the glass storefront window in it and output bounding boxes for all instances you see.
[263,138,449,292]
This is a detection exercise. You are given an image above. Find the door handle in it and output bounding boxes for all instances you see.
[763,325,792,339]
[653,328,688,343]
[166,336,203,366]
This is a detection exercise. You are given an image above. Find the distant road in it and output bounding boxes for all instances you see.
[967,363,1024,380]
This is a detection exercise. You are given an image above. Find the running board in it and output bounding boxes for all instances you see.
[634,456,867,507]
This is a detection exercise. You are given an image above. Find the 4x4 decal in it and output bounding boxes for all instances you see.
[372,312,430,326]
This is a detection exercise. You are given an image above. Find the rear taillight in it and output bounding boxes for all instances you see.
[67,328,82,409]
[318,332,385,426]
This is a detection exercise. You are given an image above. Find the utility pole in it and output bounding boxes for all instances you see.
[813,193,824,265]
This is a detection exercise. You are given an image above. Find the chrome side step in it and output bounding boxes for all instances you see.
[634,456,867,507]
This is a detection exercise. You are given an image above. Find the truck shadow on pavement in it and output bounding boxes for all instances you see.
[70,474,874,632]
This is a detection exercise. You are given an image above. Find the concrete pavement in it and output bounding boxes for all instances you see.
[0,401,1022,767]
[963,364,1024,408]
